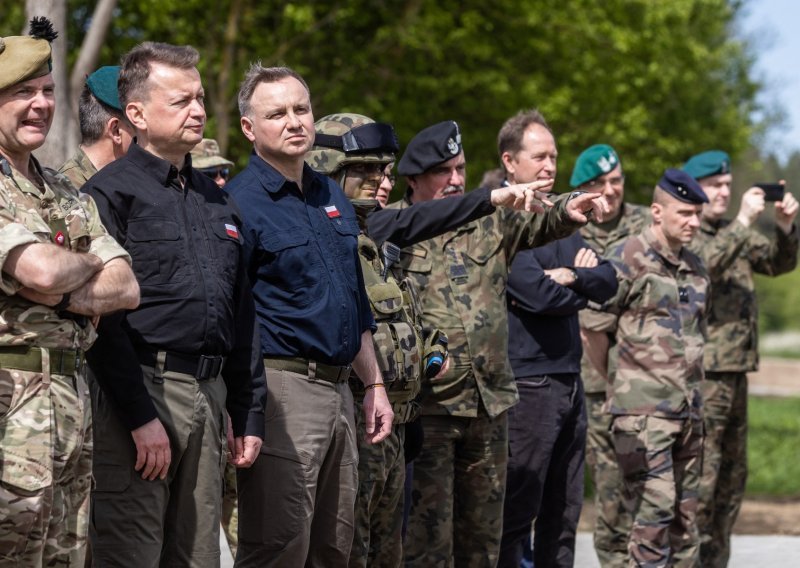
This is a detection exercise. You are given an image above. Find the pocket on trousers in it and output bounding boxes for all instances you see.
[610,414,648,479]
[92,464,131,493]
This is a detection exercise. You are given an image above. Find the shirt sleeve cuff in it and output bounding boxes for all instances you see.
[88,234,132,265]
[0,222,44,294]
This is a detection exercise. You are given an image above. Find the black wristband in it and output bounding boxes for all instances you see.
[53,291,71,311]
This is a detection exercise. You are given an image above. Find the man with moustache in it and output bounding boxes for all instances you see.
[0,19,139,565]
[498,112,619,568]
[572,144,650,567]
[390,116,609,566]
[606,169,709,567]
[82,43,266,566]
[683,150,798,567]
[59,65,133,188]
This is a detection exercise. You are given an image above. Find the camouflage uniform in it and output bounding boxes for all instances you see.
[58,147,98,190]
[689,217,798,567]
[579,203,650,567]
[390,194,579,567]
[0,157,130,566]
[605,226,708,568]
[349,203,425,568]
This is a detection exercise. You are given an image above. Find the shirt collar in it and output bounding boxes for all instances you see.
[247,151,320,195]
[127,141,191,187]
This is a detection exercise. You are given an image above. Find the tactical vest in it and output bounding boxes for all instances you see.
[353,233,424,424]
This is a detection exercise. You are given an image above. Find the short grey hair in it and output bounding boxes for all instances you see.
[78,86,126,145]
[237,63,310,118]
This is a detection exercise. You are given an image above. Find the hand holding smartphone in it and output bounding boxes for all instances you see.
[755,182,785,202]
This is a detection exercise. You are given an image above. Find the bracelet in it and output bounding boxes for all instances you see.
[53,291,71,311]
[364,383,386,391]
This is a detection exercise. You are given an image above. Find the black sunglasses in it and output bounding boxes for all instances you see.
[315,122,399,154]
[200,167,230,180]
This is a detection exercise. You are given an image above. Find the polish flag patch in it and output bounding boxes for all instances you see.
[324,205,341,218]
[225,223,239,239]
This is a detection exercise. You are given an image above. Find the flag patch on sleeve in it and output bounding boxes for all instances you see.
[324,205,341,218]
[225,223,239,238]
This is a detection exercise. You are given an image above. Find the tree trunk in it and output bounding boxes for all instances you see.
[70,0,118,113]
[214,0,244,157]
[26,0,71,168]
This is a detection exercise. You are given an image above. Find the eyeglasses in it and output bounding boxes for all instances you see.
[386,174,396,185]
[584,175,624,190]
[200,167,230,181]
[348,163,389,178]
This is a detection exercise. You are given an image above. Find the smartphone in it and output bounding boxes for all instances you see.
[755,183,785,202]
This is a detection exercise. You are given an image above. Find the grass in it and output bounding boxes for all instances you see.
[746,395,800,497]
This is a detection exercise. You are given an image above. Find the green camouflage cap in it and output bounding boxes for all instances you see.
[682,150,731,180]
[308,113,396,175]
[0,18,58,92]
[190,138,234,169]
[570,144,620,188]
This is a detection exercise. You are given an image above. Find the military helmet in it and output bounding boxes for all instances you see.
[308,113,399,175]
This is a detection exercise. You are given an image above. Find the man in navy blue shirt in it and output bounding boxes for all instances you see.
[225,65,393,568]
[497,110,618,567]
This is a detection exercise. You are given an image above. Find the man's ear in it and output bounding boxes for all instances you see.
[241,116,256,143]
[125,102,146,132]
[107,117,123,144]
[651,202,663,224]
[501,151,515,179]
[406,175,418,192]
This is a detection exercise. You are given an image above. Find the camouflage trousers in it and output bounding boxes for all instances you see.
[612,414,702,568]
[697,372,748,568]
[585,392,630,568]
[222,461,239,558]
[0,366,92,566]
[350,399,406,568]
[404,411,508,568]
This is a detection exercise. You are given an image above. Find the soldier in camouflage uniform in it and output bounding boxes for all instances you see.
[605,169,709,568]
[59,65,132,189]
[191,138,234,188]
[0,19,139,566]
[309,113,561,568]
[683,150,799,568]
[390,118,609,567]
[572,145,650,567]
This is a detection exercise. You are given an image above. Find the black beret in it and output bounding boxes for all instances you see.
[657,168,709,204]
[397,120,462,176]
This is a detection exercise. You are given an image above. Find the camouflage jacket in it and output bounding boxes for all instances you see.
[388,192,581,418]
[688,217,798,372]
[605,226,709,419]
[579,203,651,393]
[58,147,98,190]
[0,157,130,350]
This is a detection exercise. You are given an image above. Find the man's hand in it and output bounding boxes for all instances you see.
[490,180,555,213]
[574,247,598,268]
[17,287,64,306]
[544,267,576,286]
[566,193,609,224]
[776,190,799,235]
[362,385,394,445]
[231,436,263,468]
[130,418,171,481]
[736,187,766,228]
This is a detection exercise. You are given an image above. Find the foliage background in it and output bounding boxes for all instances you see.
[4,0,799,331]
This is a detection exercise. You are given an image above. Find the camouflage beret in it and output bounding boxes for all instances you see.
[86,66,122,111]
[682,150,731,180]
[658,168,708,204]
[398,120,462,176]
[190,138,234,169]
[0,17,58,92]
[570,144,621,188]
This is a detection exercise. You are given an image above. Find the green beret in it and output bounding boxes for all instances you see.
[570,144,620,188]
[682,150,731,180]
[86,66,122,111]
[0,18,58,92]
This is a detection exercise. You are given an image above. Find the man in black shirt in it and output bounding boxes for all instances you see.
[82,42,266,566]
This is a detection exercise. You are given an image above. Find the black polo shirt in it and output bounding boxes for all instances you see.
[82,142,266,437]
[225,153,374,366]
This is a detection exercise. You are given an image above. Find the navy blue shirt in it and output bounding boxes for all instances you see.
[507,232,618,378]
[225,153,374,366]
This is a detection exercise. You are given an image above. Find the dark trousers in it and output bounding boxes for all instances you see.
[499,373,587,568]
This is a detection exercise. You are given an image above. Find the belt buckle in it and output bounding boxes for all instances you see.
[196,355,223,381]
[339,365,351,382]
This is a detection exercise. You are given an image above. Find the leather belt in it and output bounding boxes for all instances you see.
[0,346,83,376]
[137,349,224,381]
[265,357,351,383]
